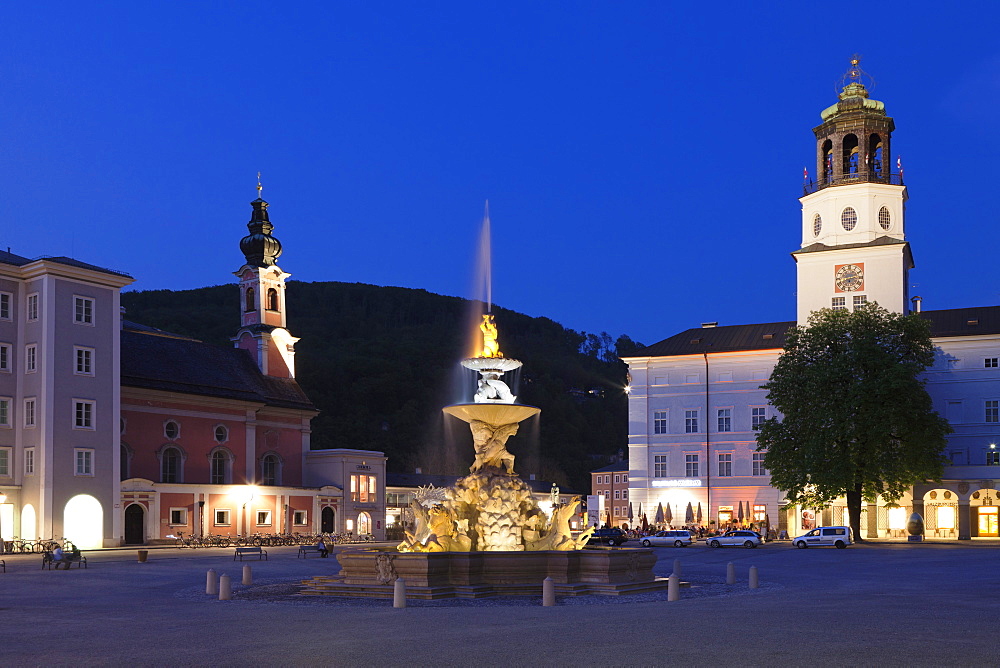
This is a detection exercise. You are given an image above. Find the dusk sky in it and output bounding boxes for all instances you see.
[2,3,999,346]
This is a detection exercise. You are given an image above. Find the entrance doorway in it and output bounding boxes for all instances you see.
[124,504,145,544]
[321,507,334,533]
[358,511,372,535]
[978,506,998,537]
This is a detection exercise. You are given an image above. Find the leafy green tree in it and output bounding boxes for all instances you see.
[756,303,950,540]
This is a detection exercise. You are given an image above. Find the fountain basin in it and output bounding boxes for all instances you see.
[461,356,523,373]
[301,547,669,599]
[443,402,540,425]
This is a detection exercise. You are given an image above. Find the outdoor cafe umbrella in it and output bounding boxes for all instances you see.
[628,502,634,523]
[659,502,669,525]
[696,502,703,524]
[642,514,649,531]
[685,501,694,524]
[738,501,745,523]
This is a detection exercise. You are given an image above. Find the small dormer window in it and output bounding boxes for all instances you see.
[968,319,979,326]
[762,334,774,340]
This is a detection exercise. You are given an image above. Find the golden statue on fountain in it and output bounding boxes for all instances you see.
[397,313,594,553]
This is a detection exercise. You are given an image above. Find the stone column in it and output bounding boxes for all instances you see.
[958,501,971,540]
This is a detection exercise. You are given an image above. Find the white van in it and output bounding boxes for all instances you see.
[792,526,853,549]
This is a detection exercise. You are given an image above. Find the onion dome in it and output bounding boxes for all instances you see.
[240,197,282,267]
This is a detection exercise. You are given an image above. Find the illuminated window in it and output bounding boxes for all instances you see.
[654,455,667,478]
[937,505,956,529]
[214,509,231,526]
[718,453,732,477]
[685,410,699,434]
[256,510,272,526]
[74,448,94,476]
[753,505,766,522]
[685,454,699,477]
[74,296,94,325]
[350,474,377,502]
[267,288,279,311]
[887,506,906,530]
[988,452,1000,466]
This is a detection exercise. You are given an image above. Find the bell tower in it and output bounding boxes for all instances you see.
[794,57,913,323]
[233,180,299,378]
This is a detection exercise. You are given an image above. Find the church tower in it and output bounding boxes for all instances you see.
[794,58,912,323]
[233,183,299,377]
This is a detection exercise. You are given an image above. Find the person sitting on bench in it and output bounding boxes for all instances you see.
[51,546,68,570]
[316,537,329,558]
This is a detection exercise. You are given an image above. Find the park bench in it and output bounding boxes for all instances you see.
[297,545,325,558]
[42,552,87,570]
[233,546,267,561]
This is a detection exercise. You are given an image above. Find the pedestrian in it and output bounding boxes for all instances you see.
[316,536,329,558]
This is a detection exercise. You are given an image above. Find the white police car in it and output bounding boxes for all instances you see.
[792,526,853,549]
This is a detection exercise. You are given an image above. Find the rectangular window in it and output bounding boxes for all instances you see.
[26,293,38,321]
[74,296,95,325]
[24,398,35,427]
[350,474,378,503]
[293,510,308,526]
[751,407,766,431]
[717,408,731,433]
[718,453,732,477]
[256,510,272,526]
[685,454,699,477]
[74,448,94,476]
[74,400,95,429]
[614,490,621,499]
[752,452,767,476]
[0,447,9,476]
[0,344,9,372]
[25,344,36,373]
[622,489,627,499]
[603,490,610,499]
[831,296,846,311]
[604,475,610,484]
[0,292,10,320]
[24,448,34,475]
[613,506,620,517]
[685,410,699,434]
[949,451,965,465]
[0,397,9,427]
[987,401,999,423]
[947,401,962,424]
[622,474,627,483]
[74,347,94,376]
[753,505,766,522]
[614,474,621,484]
[987,451,1000,466]
[684,374,699,384]
[653,410,667,434]
[853,295,867,309]
[214,509,231,526]
[653,455,667,478]
[986,358,998,368]
[169,508,188,525]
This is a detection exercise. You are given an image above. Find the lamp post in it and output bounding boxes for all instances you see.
[241,487,256,538]
[0,492,7,554]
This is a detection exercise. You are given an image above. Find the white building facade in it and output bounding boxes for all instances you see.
[625,63,1000,540]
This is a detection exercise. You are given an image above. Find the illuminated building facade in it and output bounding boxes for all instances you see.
[625,62,1000,540]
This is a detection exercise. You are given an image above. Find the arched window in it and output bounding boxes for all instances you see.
[161,446,183,483]
[822,140,834,183]
[870,134,884,178]
[878,206,891,231]
[813,214,822,237]
[120,443,132,481]
[261,453,281,486]
[842,134,860,176]
[267,288,279,311]
[245,287,255,312]
[210,449,231,485]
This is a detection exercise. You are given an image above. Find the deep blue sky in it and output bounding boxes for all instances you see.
[2,3,999,346]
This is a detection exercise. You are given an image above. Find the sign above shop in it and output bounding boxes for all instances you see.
[651,479,703,488]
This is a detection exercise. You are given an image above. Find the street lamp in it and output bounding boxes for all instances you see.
[241,486,256,538]
[0,492,7,554]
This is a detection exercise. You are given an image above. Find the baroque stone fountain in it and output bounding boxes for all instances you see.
[302,208,665,598]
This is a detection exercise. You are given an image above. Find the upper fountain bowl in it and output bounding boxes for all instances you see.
[461,357,523,374]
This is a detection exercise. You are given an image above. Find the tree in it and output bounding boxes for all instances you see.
[756,303,951,541]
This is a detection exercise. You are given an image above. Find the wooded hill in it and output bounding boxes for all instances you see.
[121,282,642,492]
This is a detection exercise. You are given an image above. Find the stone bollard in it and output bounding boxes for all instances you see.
[749,566,759,589]
[242,564,252,585]
[219,573,232,601]
[542,576,555,607]
[726,562,736,585]
[673,558,682,579]
[667,574,680,602]
[393,578,407,608]
[206,569,218,595]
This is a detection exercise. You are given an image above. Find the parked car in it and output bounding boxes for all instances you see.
[705,530,763,548]
[587,528,628,546]
[641,530,693,547]
[792,526,853,549]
